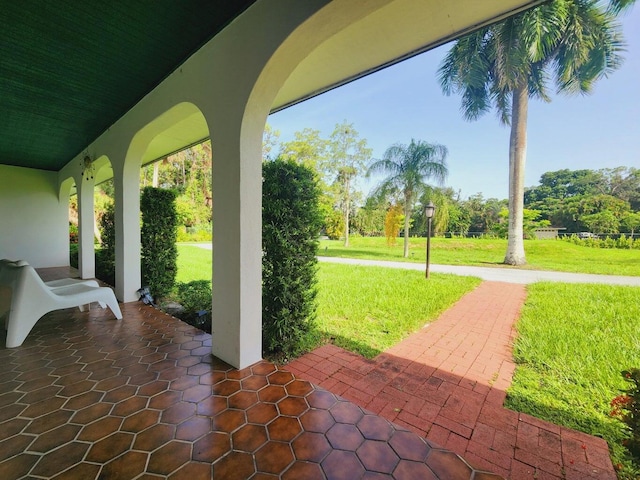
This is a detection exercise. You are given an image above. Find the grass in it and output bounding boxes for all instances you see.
[506,283,640,478]
[175,243,480,358]
[319,236,640,276]
[312,263,480,357]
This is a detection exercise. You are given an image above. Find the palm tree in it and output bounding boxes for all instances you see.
[438,0,634,265]
[368,139,448,258]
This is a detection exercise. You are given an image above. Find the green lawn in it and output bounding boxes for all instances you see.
[313,263,480,357]
[319,236,640,276]
[507,283,640,478]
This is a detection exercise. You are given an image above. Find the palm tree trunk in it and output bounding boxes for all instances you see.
[504,84,528,265]
[403,193,411,258]
[344,176,350,247]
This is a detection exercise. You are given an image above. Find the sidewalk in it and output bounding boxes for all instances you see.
[286,281,616,479]
[318,256,640,286]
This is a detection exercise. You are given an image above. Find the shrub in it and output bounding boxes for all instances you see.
[611,369,640,463]
[95,201,116,285]
[141,187,178,299]
[262,159,323,359]
[172,280,212,332]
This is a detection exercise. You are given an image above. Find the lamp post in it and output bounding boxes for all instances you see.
[425,201,435,278]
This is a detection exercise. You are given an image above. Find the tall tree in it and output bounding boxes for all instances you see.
[438,0,633,265]
[326,121,372,247]
[368,139,448,258]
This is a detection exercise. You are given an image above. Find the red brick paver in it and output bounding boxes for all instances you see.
[286,281,616,480]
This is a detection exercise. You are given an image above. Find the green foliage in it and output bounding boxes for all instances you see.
[611,369,640,466]
[96,201,116,285]
[141,187,178,299]
[176,225,212,243]
[69,222,78,243]
[561,234,639,250]
[171,280,212,331]
[314,264,480,358]
[384,204,403,246]
[507,283,640,478]
[262,159,323,358]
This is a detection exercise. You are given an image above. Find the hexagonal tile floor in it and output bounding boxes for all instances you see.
[0,271,504,479]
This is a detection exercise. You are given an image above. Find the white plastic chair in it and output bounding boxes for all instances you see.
[1,261,122,348]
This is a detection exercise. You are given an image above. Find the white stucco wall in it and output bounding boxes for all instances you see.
[0,165,69,268]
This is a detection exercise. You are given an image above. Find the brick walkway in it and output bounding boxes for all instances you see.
[286,281,616,480]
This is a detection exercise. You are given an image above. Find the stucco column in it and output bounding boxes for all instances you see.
[76,175,95,279]
[112,152,142,303]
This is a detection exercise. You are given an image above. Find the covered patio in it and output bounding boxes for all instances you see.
[0,267,503,479]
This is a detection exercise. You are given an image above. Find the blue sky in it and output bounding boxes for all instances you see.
[268,8,640,201]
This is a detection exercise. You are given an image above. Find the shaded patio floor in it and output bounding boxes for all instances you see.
[287,281,616,480]
[0,269,504,480]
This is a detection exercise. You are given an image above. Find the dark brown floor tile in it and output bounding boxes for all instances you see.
[17,376,56,393]
[129,371,158,386]
[183,384,212,403]
[212,450,256,479]
[0,418,28,441]
[71,402,112,425]
[330,400,365,424]
[228,390,258,410]
[240,374,267,391]
[78,416,123,441]
[29,424,81,453]
[212,409,246,433]
[196,395,227,416]
[268,416,302,442]
[393,459,438,479]
[246,402,278,425]
[54,371,90,387]
[20,386,64,408]
[112,395,148,417]
[255,441,294,475]
[426,449,473,480]
[322,450,366,480]
[100,451,149,480]
[58,379,96,397]
[30,441,90,478]
[258,385,287,403]
[292,431,332,462]
[300,409,336,434]
[267,370,294,386]
[278,396,309,416]
[51,461,101,480]
[327,423,365,451]
[139,379,169,397]
[94,375,129,392]
[122,409,160,433]
[193,431,231,462]
[226,366,253,380]
[232,424,268,453]
[86,432,134,463]
[212,379,241,396]
[0,402,27,423]
[147,440,192,475]
[389,430,431,462]
[0,433,35,461]
[23,409,73,434]
[251,361,276,376]
[161,401,196,425]
[306,389,338,410]
[102,384,137,403]
[0,453,39,479]
[282,461,325,480]
[176,416,211,441]
[149,389,182,409]
[285,379,314,397]
[168,462,212,480]
[133,423,176,452]
[357,440,400,474]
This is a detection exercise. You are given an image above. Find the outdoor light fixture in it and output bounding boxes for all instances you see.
[425,201,435,279]
[81,155,95,181]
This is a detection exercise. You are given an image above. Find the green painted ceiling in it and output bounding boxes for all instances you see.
[0,0,255,172]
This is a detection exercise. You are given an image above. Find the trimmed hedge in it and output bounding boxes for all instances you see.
[262,159,323,358]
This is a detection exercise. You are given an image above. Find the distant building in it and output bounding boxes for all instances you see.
[535,227,566,239]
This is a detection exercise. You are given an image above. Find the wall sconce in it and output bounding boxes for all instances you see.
[81,155,95,181]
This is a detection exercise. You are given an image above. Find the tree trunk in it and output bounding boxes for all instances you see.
[152,162,159,188]
[403,193,412,258]
[504,84,528,265]
[344,176,350,247]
